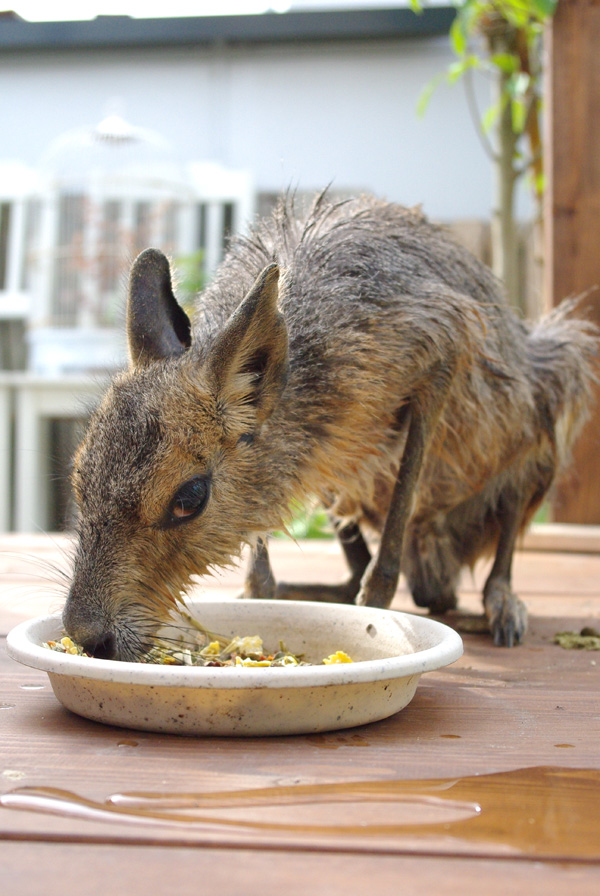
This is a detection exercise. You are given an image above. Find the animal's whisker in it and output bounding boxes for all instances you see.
[0,550,71,585]
[149,633,206,650]
[175,610,231,646]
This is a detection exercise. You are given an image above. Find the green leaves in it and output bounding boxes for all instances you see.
[507,71,532,133]
[447,54,480,83]
[174,249,205,314]
[416,72,445,117]
[490,52,519,74]
[275,501,334,540]
[532,0,557,15]
[412,0,555,218]
[449,14,468,56]
[416,1,555,146]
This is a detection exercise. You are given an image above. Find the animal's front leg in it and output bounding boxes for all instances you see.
[275,521,371,604]
[243,537,276,600]
[483,492,528,647]
[356,403,426,609]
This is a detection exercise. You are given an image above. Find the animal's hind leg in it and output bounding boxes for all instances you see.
[242,537,277,600]
[274,521,372,603]
[404,522,461,615]
[337,521,372,582]
[483,490,529,647]
[357,369,454,610]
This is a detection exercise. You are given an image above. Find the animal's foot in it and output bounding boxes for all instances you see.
[355,561,398,609]
[404,529,460,616]
[275,580,357,604]
[411,586,457,615]
[239,583,275,601]
[483,579,528,647]
[240,571,276,600]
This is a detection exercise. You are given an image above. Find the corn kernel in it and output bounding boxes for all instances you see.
[322,650,353,664]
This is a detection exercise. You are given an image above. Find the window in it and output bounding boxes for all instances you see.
[51,193,86,325]
[0,202,11,290]
[20,199,41,291]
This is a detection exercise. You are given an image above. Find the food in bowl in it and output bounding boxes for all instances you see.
[45,630,354,668]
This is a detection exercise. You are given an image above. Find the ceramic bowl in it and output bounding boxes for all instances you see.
[7,599,462,736]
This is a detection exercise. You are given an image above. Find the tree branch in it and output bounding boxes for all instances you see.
[463,65,500,164]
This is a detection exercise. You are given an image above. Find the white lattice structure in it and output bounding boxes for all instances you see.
[0,113,255,531]
[0,161,37,327]
[25,113,194,374]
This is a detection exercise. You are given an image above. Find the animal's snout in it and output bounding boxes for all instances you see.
[62,591,119,660]
[80,630,118,660]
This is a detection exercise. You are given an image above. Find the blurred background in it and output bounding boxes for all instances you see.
[0,1,598,533]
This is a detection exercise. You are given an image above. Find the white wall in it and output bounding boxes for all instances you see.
[226,38,496,218]
[0,34,529,224]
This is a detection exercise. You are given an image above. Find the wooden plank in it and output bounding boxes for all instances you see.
[1,520,600,633]
[1,685,599,858]
[544,0,600,523]
[521,522,600,553]
[1,538,599,886]
[1,842,599,896]
[2,534,600,639]
[2,598,599,854]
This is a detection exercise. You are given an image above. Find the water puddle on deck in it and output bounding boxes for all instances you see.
[1,766,599,859]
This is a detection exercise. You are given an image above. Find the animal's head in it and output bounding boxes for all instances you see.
[63,249,289,660]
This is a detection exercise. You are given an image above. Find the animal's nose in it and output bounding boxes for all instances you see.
[80,631,118,660]
[63,588,120,660]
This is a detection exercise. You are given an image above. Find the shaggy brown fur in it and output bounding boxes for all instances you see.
[62,192,597,659]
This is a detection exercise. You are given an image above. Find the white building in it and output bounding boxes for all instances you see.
[0,6,499,222]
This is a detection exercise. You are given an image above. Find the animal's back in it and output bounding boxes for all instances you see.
[199,193,505,333]
[196,193,595,530]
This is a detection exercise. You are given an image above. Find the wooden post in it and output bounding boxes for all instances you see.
[544,0,600,523]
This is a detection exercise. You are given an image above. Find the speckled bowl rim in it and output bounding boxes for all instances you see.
[6,600,463,690]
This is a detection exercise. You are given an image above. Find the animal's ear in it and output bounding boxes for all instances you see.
[206,263,288,426]
[127,248,192,368]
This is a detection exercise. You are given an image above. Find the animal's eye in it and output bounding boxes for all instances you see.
[164,476,210,528]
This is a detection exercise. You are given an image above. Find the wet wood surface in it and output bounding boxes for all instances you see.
[1,533,599,894]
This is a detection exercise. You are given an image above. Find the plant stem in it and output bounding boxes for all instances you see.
[488,27,521,310]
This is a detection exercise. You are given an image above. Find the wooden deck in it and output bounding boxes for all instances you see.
[1,531,599,894]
